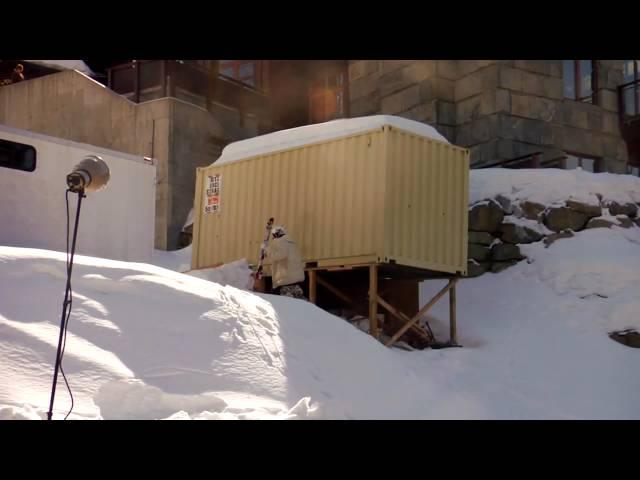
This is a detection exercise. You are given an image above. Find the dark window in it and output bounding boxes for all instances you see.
[0,138,36,172]
[563,60,598,104]
[563,153,601,172]
[219,60,261,88]
[622,60,640,117]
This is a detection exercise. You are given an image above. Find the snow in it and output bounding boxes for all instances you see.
[215,115,450,166]
[2,167,640,420]
[24,60,94,76]
[470,168,640,207]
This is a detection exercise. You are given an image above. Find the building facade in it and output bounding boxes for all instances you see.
[1,59,639,250]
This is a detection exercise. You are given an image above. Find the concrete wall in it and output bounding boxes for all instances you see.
[0,70,256,250]
[348,60,629,171]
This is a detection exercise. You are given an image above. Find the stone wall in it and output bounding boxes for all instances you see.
[348,60,629,172]
[466,195,640,277]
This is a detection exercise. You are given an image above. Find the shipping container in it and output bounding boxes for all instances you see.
[0,124,156,262]
[192,116,469,276]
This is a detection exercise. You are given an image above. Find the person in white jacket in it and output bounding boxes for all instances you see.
[266,225,306,299]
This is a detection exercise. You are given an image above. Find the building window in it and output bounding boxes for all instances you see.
[0,138,36,172]
[219,60,261,88]
[563,60,598,104]
[622,60,640,117]
[562,153,601,172]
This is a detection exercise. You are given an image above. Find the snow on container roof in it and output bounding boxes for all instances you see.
[24,60,95,76]
[215,115,450,166]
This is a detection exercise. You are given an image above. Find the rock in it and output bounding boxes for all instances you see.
[586,218,615,229]
[468,243,491,262]
[466,260,489,278]
[543,207,590,232]
[495,194,514,215]
[519,200,546,220]
[468,200,505,232]
[491,261,518,273]
[635,217,640,228]
[491,243,524,261]
[544,230,574,247]
[609,330,640,348]
[499,222,544,244]
[606,201,638,218]
[468,231,495,246]
[565,199,602,217]
[617,216,634,228]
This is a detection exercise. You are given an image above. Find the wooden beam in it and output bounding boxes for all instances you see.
[376,296,431,342]
[385,278,458,348]
[369,264,379,339]
[309,270,317,305]
[449,279,457,344]
[316,275,357,308]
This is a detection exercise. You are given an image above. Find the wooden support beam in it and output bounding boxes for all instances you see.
[316,275,357,308]
[369,264,379,339]
[309,270,317,305]
[385,278,458,348]
[449,279,457,344]
[376,296,431,342]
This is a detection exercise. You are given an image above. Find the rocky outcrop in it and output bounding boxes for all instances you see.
[468,200,504,232]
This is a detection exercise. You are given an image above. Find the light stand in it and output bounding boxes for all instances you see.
[46,155,110,420]
[46,189,84,421]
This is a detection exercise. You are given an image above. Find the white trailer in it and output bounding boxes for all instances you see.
[0,124,156,262]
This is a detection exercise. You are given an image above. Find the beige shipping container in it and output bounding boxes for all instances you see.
[192,116,469,276]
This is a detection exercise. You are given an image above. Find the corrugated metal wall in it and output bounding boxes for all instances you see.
[193,129,388,270]
[192,125,469,275]
[383,128,469,274]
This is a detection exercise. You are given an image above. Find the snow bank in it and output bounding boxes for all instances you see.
[470,168,640,207]
[215,115,450,166]
[0,247,424,420]
[151,245,192,273]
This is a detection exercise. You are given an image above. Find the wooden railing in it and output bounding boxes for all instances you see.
[107,60,271,126]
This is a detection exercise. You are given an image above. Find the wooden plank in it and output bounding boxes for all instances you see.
[316,275,357,308]
[376,296,431,341]
[309,269,317,304]
[369,264,379,339]
[385,278,458,348]
[449,279,457,344]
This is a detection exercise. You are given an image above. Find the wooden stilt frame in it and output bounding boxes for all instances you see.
[369,265,379,339]
[385,278,458,348]
[306,263,460,348]
[309,270,317,304]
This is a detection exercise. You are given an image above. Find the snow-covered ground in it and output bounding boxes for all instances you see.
[1,169,639,420]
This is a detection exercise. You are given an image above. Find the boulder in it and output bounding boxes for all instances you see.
[617,216,634,229]
[586,218,615,229]
[466,260,489,278]
[468,243,491,262]
[543,206,589,232]
[499,223,544,244]
[609,330,640,348]
[491,261,519,273]
[468,200,505,232]
[491,243,524,262]
[605,201,638,218]
[543,230,574,247]
[468,231,495,246]
[495,194,514,215]
[519,200,546,220]
[565,199,602,217]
